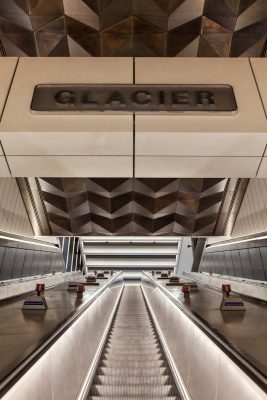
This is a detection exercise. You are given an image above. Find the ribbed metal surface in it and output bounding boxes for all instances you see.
[89,285,179,399]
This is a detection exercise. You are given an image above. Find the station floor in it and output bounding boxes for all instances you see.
[0,275,112,383]
[155,276,267,378]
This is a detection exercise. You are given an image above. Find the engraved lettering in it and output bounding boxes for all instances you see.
[131,90,151,105]
[55,90,76,105]
[196,91,215,106]
[172,91,189,105]
[105,91,126,107]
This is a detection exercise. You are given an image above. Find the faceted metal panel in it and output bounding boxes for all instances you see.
[32,177,233,236]
[0,0,266,57]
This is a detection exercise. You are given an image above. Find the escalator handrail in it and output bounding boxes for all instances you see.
[0,271,123,396]
[142,271,267,392]
[186,271,267,288]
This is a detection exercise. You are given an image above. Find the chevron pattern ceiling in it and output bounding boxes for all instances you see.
[0,0,266,57]
[34,177,231,236]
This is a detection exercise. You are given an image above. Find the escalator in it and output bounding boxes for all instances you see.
[89,285,180,399]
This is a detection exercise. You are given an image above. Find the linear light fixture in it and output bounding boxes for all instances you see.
[207,235,267,249]
[81,236,182,243]
[0,235,57,249]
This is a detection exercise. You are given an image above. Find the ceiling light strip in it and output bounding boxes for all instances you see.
[207,235,267,249]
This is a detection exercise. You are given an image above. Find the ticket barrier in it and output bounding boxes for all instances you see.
[22,283,48,310]
[220,284,246,311]
[76,283,85,297]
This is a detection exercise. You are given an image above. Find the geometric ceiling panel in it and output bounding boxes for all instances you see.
[201,16,233,57]
[20,177,241,237]
[0,0,266,56]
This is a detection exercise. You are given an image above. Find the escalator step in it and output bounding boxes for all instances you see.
[91,384,175,396]
[88,286,179,399]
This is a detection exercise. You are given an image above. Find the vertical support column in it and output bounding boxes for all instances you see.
[175,240,181,274]
[191,238,207,272]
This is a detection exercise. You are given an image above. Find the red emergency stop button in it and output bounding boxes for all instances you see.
[76,283,85,293]
[222,284,231,297]
[36,283,45,296]
[182,284,191,293]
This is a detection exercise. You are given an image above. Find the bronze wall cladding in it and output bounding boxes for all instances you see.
[32,177,234,236]
[0,0,266,57]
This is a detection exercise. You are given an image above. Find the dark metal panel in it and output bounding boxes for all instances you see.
[248,248,266,281]
[216,252,224,275]
[207,254,214,271]
[225,251,234,276]
[0,248,16,280]
[200,252,208,272]
[220,251,228,275]
[59,252,66,271]
[44,252,51,274]
[37,251,46,275]
[239,249,253,279]
[208,253,215,273]
[43,252,52,274]
[259,247,267,281]
[22,250,34,278]
[42,251,51,275]
[209,252,215,271]
[46,252,53,274]
[0,247,6,276]
[31,84,237,114]
[231,250,242,278]
[11,249,26,279]
[30,250,41,276]
[51,252,64,273]
[50,252,58,272]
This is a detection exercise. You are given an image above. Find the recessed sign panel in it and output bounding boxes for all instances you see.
[31,84,237,114]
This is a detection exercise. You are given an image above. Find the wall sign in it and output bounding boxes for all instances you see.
[31,84,237,114]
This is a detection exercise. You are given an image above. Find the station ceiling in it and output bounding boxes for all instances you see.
[0,0,266,57]
[0,2,263,237]
[18,177,247,236]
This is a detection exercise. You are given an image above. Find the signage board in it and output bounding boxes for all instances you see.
[31,84,237,114]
